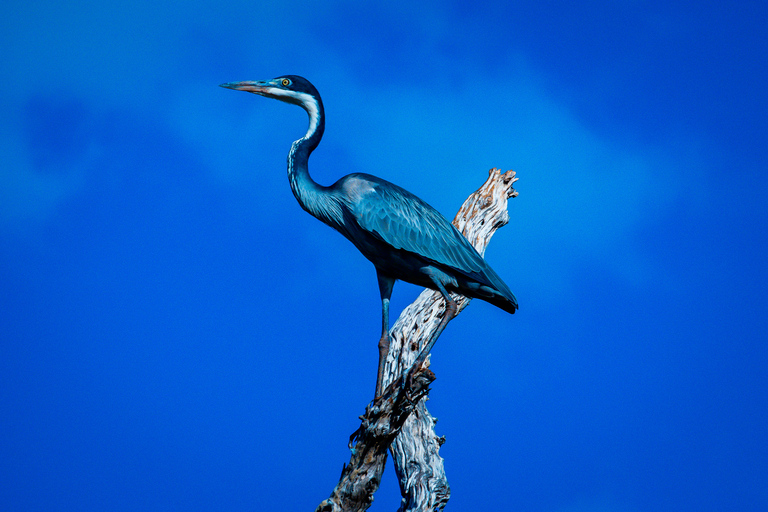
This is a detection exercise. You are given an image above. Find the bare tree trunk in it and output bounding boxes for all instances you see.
[316,169,519,512]
[384,168,519,511]
[314,368,436,512]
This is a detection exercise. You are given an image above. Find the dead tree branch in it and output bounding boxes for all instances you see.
[385,168,518,511]
[315,169,518,512]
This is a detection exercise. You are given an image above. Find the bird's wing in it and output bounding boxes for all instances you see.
[350,175,486,275]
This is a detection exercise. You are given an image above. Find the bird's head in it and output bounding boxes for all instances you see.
[221,75,325,142]
[220,75,320,109]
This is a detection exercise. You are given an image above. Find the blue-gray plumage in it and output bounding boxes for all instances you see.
[221,75,517,398]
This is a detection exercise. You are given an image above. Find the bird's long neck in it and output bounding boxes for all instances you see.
[287,95,337,224]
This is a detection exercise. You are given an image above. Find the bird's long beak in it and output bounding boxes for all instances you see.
[219,80,275,95]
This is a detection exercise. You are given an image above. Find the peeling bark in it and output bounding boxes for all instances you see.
[316,169,518,512]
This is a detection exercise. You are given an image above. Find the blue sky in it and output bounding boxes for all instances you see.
[2,1,767,510]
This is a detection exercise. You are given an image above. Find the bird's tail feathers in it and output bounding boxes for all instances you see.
[461,276,518,314]
[486,289,518,314]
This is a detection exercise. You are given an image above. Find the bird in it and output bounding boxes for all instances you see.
[221,75,517,398]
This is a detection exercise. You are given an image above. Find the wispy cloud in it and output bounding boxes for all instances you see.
[0,106,88,228]
[291,59,697,296]
[1,0,706,292]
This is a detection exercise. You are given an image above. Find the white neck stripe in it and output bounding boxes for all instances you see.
[269,89,320,140]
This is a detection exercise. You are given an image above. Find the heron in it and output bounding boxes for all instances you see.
[221,75,517,398]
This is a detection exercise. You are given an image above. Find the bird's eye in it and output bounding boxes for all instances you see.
[282,78,291,87]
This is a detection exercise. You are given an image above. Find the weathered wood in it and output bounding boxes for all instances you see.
[384,168,518,512]
[315,169,518,512]
[314,366,436,512]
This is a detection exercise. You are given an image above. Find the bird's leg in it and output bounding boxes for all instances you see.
[406,277,458,391]
[375,300,390,398]
[375,272,395,399]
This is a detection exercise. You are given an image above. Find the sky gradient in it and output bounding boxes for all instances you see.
[2,1,767,511]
